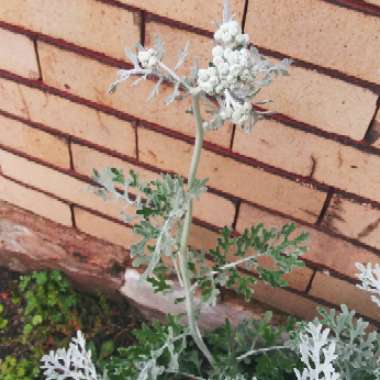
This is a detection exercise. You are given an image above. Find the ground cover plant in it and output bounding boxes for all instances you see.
[0,268,139,380]
[38,1,380,378]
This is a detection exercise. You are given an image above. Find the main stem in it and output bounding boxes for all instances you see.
[178,90,216,368]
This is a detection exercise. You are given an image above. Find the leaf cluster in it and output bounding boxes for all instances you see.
[316,305,380,380]
[104,313,300,380]
[93,168,207,281]
[0,269,136,380]
[190,223,308,305]
[0,356,40,380]
[17,270,80,337]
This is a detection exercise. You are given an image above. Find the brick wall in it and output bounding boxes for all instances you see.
[0,0,380,322]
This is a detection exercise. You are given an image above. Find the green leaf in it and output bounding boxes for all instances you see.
[32,315,43,326]
[0,319,8,330]
[23,324,33,335]
[99,340,115,360]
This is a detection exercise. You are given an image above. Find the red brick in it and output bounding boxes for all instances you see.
[145,21,212,77]
[234,119,380,204]
[0,0,140,61]
[37,42,232,148]
[312,143,380,204]
[74,207,137,250]
[323,195,380,251]
[189,224,219,251]
[0,113,70,168]
[0,148,126,221]
[310,272,380,321]
[253,282,321,320]
[246,0,380,85]
[237,202,380,280]
[0,28,39,79]
[119,0,245,31]
[139,127,326,223]
[257,63,377,140]
[0,176,72,226]
[71,143,236,228]
[234,120,317,177]
[0,78,136,157]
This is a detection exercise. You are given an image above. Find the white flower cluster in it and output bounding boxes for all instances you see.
[41,331,102,380]
[197,19,290,132]
[294,323,340,380]
[138,48,160,69]
[214,20,249,48]
[356,262,380,308]
[197,21,251,97]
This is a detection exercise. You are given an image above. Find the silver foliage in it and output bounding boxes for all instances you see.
[317,305,380,380]
[40,331,103,380]
[294,322,340,380]
[356,262,380,308]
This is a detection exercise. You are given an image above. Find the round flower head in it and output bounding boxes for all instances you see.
[138,48,159,69]
[197,14,291,132]
[214,20,242,47]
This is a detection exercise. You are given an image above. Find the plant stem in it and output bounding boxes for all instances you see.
[177,89,216,368]
[237,345,288,361]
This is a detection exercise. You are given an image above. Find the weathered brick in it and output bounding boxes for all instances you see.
[71,143,236,228]
[74,207,137,250]
[246,0,380,85]
[323,195,380,250]
[0,200,132,294]
[234,119,380,203]
[0,176,71,226]
[145,21,212,76]
[237,202,380,280]
[0,28,39,79]
[119,0,245,31]
[0,148,127,221]
[310,272,380,321]
[0,114,70,168]
[253,282,321,320]
[0,0,140,60]
[139,127,326,223]
[257,63,377,140]
[0,78,136,157]
[37,42,232,148]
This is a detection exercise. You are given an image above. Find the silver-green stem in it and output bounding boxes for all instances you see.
[177,89,216,368]
[237,345,288,361]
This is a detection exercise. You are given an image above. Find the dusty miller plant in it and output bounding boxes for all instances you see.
[40,1,380,379]
[98,0,301,371]
[90,0,303,373]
